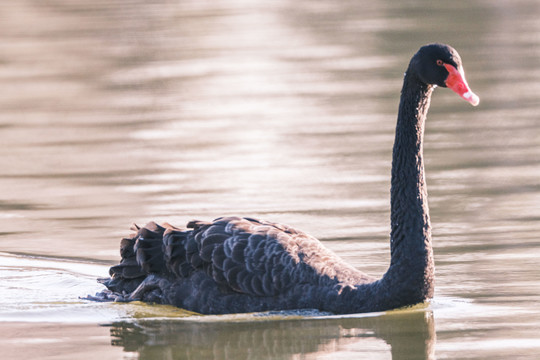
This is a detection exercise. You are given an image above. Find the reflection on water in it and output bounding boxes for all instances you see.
[109,310,435,360]
[1,0,540,359]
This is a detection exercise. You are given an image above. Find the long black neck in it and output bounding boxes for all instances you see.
[380,69,435,305]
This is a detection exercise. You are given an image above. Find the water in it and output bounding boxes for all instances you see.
[1,0,539,359]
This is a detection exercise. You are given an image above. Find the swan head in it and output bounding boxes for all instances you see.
[411,43,479,106]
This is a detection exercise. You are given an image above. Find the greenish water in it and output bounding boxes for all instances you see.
[1,0,539,359]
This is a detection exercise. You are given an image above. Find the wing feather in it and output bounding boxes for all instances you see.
[125,216,360,299]
[161,216,304,297]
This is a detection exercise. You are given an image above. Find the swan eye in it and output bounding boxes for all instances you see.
[436,59,444,66]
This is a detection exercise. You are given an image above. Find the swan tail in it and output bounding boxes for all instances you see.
[101,225,146,294]
[101,222,172,296]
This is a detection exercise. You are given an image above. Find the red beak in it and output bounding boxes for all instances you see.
[443,63,480,106]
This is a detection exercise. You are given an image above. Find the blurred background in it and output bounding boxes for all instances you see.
[0,1,539,359]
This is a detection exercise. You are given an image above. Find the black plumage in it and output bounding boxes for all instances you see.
[94,44,478,314]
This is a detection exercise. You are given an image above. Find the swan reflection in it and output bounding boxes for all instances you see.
[107,309,435,359]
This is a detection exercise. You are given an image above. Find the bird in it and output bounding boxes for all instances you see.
[94,43,479,315]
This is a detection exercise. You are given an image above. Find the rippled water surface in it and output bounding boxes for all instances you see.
[1,1,539,359]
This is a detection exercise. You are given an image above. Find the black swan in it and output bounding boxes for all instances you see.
[94,44,479,314]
